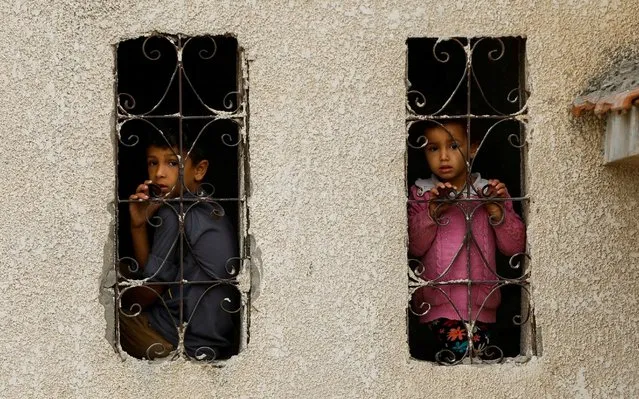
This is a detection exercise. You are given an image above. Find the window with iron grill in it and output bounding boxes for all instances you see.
[406,37,535,364]
[114,34,249,362]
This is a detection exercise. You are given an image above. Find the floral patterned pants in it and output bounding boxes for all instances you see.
[427,318,493,359]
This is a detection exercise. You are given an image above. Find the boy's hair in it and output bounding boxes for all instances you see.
[146,122,207,164]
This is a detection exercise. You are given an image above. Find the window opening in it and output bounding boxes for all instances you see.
[114,34,249,362]
[406,37,534,365]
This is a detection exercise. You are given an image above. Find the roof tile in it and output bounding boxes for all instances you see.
[572,59,639,117]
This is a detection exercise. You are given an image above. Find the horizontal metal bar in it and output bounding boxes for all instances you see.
[117,279,241,287]
[407,196,529,203]
[117,113,245,120]
[411,279,530,285]
[406,113,527,121]
[118,197,245,204]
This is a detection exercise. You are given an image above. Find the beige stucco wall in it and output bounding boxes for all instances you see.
[1,0,638,397]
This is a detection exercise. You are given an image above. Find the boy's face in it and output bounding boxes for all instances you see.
[146,145,208,197]
[423,122,475,188]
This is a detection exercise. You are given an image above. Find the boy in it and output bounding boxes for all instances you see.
[119,128,239,361]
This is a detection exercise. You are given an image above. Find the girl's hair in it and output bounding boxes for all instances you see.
[424,118,484,145]
[425,103,487,144]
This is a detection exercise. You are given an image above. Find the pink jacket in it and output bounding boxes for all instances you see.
[408,175,526,323]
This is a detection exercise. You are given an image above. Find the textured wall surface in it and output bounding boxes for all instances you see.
[1,0,638,397]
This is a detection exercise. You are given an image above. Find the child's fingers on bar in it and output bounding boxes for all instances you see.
[136,183,149,194]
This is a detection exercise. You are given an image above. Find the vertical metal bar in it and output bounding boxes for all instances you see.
[465,39,472,198]
[518,38,527,199]
[237,46,249,353]
[113,43,121,353]
[177,35,185,351]
[464,38,475,361]
[404,45,411,196]
[404,40,412,359]
[517,38,533,356]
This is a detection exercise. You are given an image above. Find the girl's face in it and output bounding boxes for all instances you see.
[423,122,475,189]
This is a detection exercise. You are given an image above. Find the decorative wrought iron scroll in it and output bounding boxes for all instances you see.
[114,34,249,362]
[406,37,534,365]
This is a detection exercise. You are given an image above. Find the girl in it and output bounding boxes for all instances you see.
[408,120,526,362]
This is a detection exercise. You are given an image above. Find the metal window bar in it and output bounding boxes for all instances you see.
[113,33,250,362]
[405,37,532,365]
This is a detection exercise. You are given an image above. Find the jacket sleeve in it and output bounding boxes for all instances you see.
[491,196,526,257]
[408,185,438,257]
